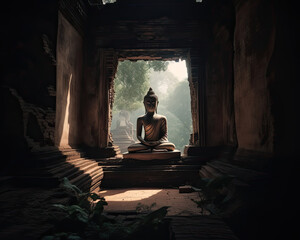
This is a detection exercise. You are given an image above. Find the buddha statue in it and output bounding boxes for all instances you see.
[128,88,176,153]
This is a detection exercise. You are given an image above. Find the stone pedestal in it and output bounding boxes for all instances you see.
[123,149,181,160]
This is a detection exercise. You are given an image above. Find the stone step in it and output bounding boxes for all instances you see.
[199,166,214,179]
[34,151,84,166]
[32,148,81,157]
[79,171,104,192]
[102,164,203,171]
[58,161,100,180]
[49,159,96,176]
[45,157,92,172]
[170,216,239,240]
[27,147,104,191]
[70,166,103,191]
[199,165,223,179]
[206,160,269,185]
[45,156,86,169]
[94,156,206,166]
[199,161,260,188]
[48,159,103,192]
[101,165,201,188]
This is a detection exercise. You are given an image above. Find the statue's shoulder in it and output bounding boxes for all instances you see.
[137,115,146,121]
[156,114,167,121]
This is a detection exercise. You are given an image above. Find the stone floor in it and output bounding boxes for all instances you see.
[99,188,206,216]
[99,188,239,240]
[0,183,73,240]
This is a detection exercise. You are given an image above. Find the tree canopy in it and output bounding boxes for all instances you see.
[165,80,192,133]
[113,60,168,112]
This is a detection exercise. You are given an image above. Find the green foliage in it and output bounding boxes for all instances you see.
[149,70,179,100]
[114,60,168,112]
[61,177,82,195]
[158,80,192,151]
[52,204,89,223]
[42,178,169,240]
[192,175,234,215]
[147,61,168,72]
[166,80,192,133]
[159,106,189,151]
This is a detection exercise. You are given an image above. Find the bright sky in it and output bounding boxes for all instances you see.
[167,60,188,81]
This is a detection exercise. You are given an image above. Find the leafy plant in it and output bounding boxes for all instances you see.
[192,175,234,215]
[42,178,169,240]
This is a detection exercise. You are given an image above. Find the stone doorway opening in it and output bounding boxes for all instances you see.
[110,59,192,155]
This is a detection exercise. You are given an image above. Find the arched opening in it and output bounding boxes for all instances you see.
[54,45,201,156]
[111,59,191,154]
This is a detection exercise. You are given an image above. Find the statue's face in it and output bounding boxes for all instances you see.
[144,96,158,113]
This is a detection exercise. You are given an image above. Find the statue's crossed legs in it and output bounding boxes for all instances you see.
[128,142,175,153]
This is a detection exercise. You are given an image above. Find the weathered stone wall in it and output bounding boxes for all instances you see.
[266,1,297,158]
[204,0,296,159]
[233,0,276,153]
[80,46,101,147]
[0,1,57,108]
[0,87,28,173]
[0,1,58,170]
[205,1,236,147]
[80,48,118,148]
[55,12,83,147]
[10,88,56,148]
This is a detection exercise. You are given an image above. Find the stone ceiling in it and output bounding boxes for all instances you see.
[87,0,213,60]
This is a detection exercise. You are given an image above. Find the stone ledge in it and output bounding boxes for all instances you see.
[123,150,181,160]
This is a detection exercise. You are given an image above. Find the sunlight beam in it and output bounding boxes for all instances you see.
[59,73,72,146]
[100,189,163,202]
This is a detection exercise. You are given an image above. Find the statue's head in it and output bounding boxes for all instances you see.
[143,87,159,113]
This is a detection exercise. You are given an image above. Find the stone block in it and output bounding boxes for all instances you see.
[179,185,194,193]
[123,149,181,160]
